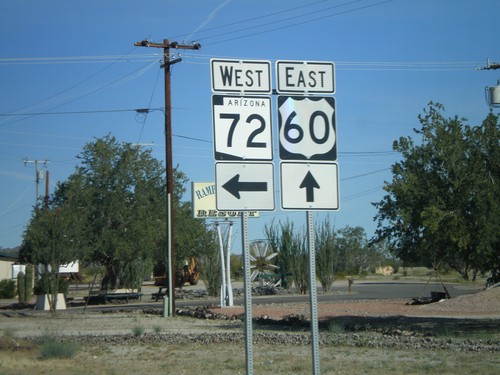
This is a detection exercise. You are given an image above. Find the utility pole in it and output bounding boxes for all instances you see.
[476,58,500,70]
[134,39,200,317]
[23,158,50,204]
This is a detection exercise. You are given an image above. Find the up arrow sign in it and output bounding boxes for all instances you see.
[280,162,339,210]
[300,171,320,202]
[223,174,268,199]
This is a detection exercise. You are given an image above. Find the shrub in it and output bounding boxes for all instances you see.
[0,279,16,299]
[33,273,69,295]
[17,271,26,303]
[38,334,80,359]
[132,325,145,337]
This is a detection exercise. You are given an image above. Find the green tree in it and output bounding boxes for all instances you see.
[197,229,220,297]
[315,217,337,292]
[23,135,216,291]
[21,191,82,311]
[265,219,298,290]
[336,226,369,275]
[373,103,500,280]
[62,135,167,290]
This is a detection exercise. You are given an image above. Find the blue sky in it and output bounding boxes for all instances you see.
[1,0,498,251]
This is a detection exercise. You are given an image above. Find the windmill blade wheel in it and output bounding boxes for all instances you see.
[249,240,280,287]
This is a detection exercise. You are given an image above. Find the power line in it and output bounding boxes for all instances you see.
[0,53,159,65]
[343,186,383,201]
[203,0,394,46]
[2,47,141,117]
[137,67,163,144]
[0,107,165,117]
[172,0,334,40]
[195,0,366,42]
[341,168,390,181]
[0,60,157,127]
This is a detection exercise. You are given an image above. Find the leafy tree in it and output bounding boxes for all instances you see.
[21,190,83,311]
[23,135,216,291]
[265,219,298,290]
[197,228,220,297]
[60,135,167,290]
[315,217,337,292]
[289,230,308,294]
[336,226,370,275]
[373,103,500,280]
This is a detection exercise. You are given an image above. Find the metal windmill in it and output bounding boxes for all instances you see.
[249,240,280,287]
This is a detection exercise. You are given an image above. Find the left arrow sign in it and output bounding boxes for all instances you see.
[216,162,275,211]
[222,174,268,199]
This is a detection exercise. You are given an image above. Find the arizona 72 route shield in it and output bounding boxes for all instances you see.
[212,95,273,161]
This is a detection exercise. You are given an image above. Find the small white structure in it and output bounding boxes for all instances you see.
[35,293,66,310]
[486,80,500,108]
[0,248,19,280]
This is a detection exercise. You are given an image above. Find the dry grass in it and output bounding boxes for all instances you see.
[0,285,498,374]
[0,340,498,375]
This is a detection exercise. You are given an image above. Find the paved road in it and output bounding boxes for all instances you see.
[76,279,483,312]
[213,279,481,306]
[250,280,480,306]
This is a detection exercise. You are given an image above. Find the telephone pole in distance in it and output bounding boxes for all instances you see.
[23,158,50,204]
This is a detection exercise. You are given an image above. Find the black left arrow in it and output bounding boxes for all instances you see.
[300,171,320,202]
[222,174,268,199]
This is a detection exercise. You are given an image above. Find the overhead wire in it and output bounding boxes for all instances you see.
[0,60,158,127]
[136,65,162,144]
[171,0,334,40]
[200,0,394,46]
[195,0,375,43]
[0,47,142,116]
[343,186,383,201]
[0,53,159,65]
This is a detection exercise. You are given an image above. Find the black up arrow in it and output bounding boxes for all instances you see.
[223,174,268,199]
[300,171,320,202]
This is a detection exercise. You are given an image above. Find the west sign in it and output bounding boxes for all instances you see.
[211,59,272,94]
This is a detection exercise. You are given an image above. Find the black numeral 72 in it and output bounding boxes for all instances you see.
[220,113,266,148]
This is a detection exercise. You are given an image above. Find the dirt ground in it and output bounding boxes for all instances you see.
[0,284,498,339]
[209,286,500,321]
[0,284,499,375]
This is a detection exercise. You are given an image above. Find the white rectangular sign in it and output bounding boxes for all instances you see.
[212,95,273,161]
[211,59,272,94]
[280,162,339,210]
[215,163,275,211]
[191,182,259,218]
[276,60,335,94]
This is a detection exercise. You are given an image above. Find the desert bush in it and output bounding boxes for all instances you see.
[0,279,16,299]
[38,334,79,359]
[132,325,145,337]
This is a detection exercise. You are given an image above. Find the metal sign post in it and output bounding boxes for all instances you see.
[307,210,320,375]
[241,212,253,374]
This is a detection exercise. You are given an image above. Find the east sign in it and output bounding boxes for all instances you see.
[276,60,335,94]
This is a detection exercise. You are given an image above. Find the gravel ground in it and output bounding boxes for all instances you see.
[1,285,499,355]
